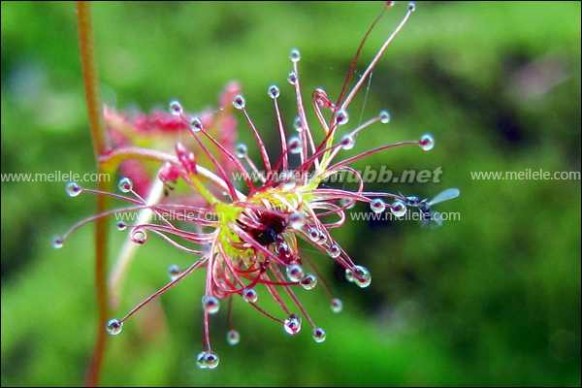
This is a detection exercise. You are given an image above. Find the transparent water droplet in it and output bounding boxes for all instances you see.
[65,181,82,197]
[116,221,127,231]
[288,136,302,154]
[286,264,304,282]
[232,95,246,110]
[335,109,349,126]
[370,198,386,214]
[268,85,280,99]
[289,49,301,63]
[390,200,407,217]
[118,177,133,193]
[235,143,248,158]
[283,314,302,335]
[190,117,203,132]
[408,1,417,12]
[330,298,343,313]
[340,134,355,150]
[106,318,123,335]
[288,71,297,85]
[312,327,326,343]
[168,264,181,281]
[379,110,391,124]
[327,243,341,259]
[300,274,317,290]
[169,100,183,116]
[307,227,320,242]
[242,288,258,303]
[419,134,434,151]
[293,116,303,132]
[196,351,219,369]
[289,211,305,230]
[202,295,220,314]
[353,265,372,288]
[318,231,327,244]
[226,329,240,346]
[52,236,64,249]
[130,228,147,245]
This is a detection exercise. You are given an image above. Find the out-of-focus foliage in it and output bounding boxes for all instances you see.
[1,2,580,386]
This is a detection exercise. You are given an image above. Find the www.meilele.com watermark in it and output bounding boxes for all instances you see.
[470,168,581,181]
[349,209,461,224]
[113,209,220,223]
[0,170,112,184]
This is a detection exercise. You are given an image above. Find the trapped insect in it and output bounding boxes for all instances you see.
[404,188,460,226]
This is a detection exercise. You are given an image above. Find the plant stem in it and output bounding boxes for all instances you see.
[76,2,109,386]
[85,183,109,388]
[77,1,106,157]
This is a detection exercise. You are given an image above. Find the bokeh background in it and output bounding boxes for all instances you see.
[1,1,580,386]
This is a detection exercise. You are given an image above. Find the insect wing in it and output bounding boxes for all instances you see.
[428,188,460,206]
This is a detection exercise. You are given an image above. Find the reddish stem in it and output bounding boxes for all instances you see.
[76,2,109,386]
[77,1,107,157]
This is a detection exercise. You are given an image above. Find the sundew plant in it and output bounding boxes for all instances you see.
[55,1,459,384]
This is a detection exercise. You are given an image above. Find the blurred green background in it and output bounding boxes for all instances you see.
[1,1,580,386]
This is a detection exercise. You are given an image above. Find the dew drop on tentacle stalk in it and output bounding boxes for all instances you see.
[288,71,298,86]
[242,288,258,303]
[226,329,240,346]
[330,298,343,313]
[106,319,123,336]
[66,181,83,197]
[283,314,302,335]
[299,274,318,290]
[327,243,341,259]
[196,351,220,369]
[52,236,64,249]
[235,143,248,158]
[419,133,435,151]
[286,264,305,282]
[268,85,280,99]
[118,177,133,193]
[168,264,181,281]
[390,200,407,217]
[289,48,301,63]
[202,295,220,314]
[293,115,303,132]
[340,134,356,150]
[335,109,349,126]
[312,327,327,343]
[370,198,386,214]
[232,95,246,110]
[190,116,203,132]
[130,228,147,245]
[169,100,183,116]
[379,110,391,124]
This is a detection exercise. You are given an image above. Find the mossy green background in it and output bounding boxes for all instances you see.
[1,1,580,386]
